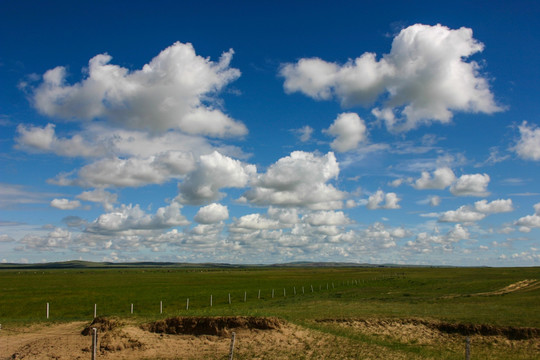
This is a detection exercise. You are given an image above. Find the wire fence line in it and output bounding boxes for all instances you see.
[3,276,405,322]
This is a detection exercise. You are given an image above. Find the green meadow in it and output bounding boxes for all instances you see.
[1,266,539,327]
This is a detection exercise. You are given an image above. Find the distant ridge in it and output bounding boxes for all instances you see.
[0,260,446,269]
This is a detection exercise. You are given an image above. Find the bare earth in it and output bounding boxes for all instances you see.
[1,316,539,359]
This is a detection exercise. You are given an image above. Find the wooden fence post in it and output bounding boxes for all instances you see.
[160,301,163,314]
[131,303,133,314]
[210,294,213,307]
[244,291,247,302]
[186,298,189,310]
[228,293,231,305]
[228,331,236,360]
[94,304,97,318]
[91,327,98,360]
[258,289,261,299]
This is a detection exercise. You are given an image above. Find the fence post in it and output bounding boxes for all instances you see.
[302,286,305,294]
[160,301,163,314]
[131,303,133,314]
[228,293,231,305]
[244,291,247,302]
[94,304,97,319]
[283,288,286,297]
[272,289,274,298]
[258,289,261,299]
[228,331,236,360]
[293,286,296,295]
[46,302,49,319]
[465,337,470,360]
[91,327,97,360]
[186,298,189,310]
[210,294,213,307]
[311,285,314,293]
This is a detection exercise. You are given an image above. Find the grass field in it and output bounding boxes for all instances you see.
[1,266,539,359]
[1,266,538,325]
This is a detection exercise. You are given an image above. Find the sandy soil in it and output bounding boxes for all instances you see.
[442,279,540,299]
[0,317,397,360]
[1,316,538,359]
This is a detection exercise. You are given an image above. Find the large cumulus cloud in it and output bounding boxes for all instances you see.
[242,151,346,210]
[30,42,246,137]
[281,24,502,132]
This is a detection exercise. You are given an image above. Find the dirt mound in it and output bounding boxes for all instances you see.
[81,316,124,335]
[144,316,283,336]
[317,318,540,340]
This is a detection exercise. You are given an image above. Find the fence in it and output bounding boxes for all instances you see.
[11,277,378,321]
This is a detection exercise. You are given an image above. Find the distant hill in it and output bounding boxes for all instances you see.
[0,260,430,270]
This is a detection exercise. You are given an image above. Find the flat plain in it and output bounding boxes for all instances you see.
[0,265,539,359]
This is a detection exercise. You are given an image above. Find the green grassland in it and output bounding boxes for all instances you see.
[1,266,538,327]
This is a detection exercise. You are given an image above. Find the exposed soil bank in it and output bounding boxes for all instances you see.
[144,316,283,336]
[316,318,540,340]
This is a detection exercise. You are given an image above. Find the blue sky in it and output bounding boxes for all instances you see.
[1,0,540,265]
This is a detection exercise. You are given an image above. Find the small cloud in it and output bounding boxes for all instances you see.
[366,190,401,210]
[323,113,367,152]
[294,125,314,142]
[50,198,81,210]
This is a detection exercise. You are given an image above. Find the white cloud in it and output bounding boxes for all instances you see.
[177,151,256,205]
[86,202,189,234]
[474,199,513,213]
[302,211,351,226]
[15,123,104,157]
[429,195,441,207]
[389,178,404,187]
[76,189,118,211]
[267,207,300,225]
[59,152,196,188]
[323,112,367,152]
[514,202,540,232]
[360,222,409,249]
[194,203,229,224]
[243,151,346,210]
[281,24,502,132]
[0,234,15,242]
[31,42,246,137]
[513,121,540,160]
[439,198,513,224]
[296,125,314,142]
[439,205,486,223]
[366,190,401,210]
[230,213,281,231]
[18,228,73,251]
[50,198,81,210]
[413,167,456,190]
[407,224,470,253]
[450,173,490,197]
